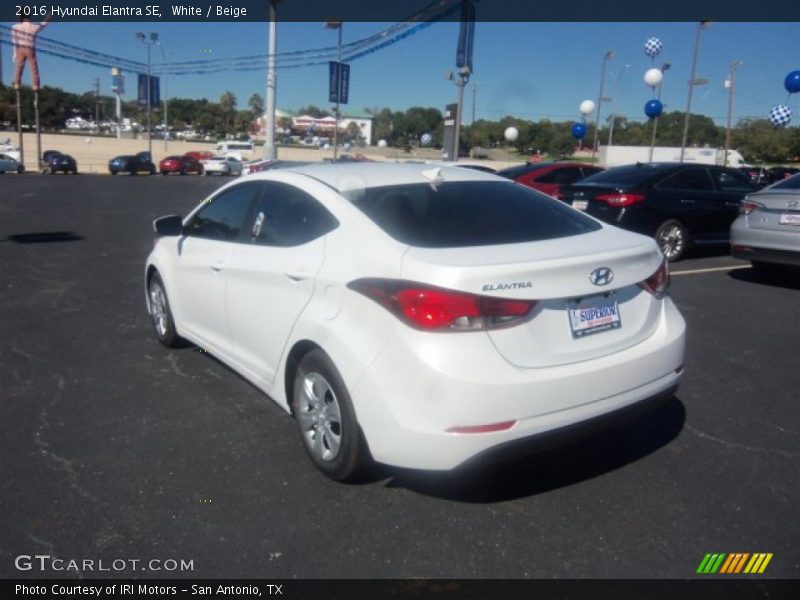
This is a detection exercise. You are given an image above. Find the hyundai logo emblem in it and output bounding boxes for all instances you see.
[590,267,614,286]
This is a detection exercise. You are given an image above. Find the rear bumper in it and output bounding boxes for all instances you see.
[731,219,800,266]
[350,298,686,470]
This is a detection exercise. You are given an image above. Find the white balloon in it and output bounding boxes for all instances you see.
[644,68,664,88]
[504,127,519,142]
[579,100,596,115]
[377,139,388,148]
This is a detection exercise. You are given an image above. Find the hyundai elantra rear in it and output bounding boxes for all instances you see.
[145,163,686,481]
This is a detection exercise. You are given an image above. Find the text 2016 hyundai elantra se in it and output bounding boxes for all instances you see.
[145,163,686,481]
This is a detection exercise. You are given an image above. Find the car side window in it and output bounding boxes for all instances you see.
[714,169,753,192]
[657,169,715,191]
[249,182,338,247]
[186,183,261,242]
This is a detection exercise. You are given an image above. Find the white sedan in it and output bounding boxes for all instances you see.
[145,163,686,481]
[201,155,242,176]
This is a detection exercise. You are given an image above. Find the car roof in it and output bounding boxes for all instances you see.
[277,161,499,193]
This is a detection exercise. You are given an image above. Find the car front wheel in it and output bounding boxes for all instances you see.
[655,219,689,262]
[148,272,182,348]
[292,350,370,481]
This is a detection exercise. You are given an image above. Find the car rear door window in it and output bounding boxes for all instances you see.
[536,167,583,185]
[345,181,601,248]
[713,169,753,192]
[187,182,262,242]
[657,168,715,191]
[248,182,338,247]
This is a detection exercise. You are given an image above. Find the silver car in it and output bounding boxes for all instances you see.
[0,153,24,174]
[731,173,800,272]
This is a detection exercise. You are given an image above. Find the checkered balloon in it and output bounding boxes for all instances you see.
[644,37,663,58]
[769,104,792,128]
[420,133,433,146]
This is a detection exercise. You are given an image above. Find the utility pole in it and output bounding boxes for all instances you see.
[471,82,477,125]
[680,21,710,162]
[326,21,343,160]
[263,1,277,160]
[591,51,614,160]
[94,77,100,125]
[136,31,158,158]
[723,60,743,166]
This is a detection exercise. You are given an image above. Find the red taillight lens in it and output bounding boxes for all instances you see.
[740,200,764,215]
[596,192,647,207]
[348,279,537,331]
[638,258,670,298]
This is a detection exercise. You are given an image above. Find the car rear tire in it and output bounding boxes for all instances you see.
[655,219,689,262]
[17,165,25,174]
[292,350,371,482]
[180,168,186,176]
[147,272,182,348]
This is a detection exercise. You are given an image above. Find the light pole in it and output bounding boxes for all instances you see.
[591,50,614,160]
[648,62,671,162]
[325,21,343,160]
[606,64,630,147]
[680,21,710,162]
[449,66,471,161]
[263,1,277,160]
[157,42,169,152]
[136,31,158,158]
[723,60,743,166]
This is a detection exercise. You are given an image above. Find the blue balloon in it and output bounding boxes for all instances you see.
[571,122,587,139]
[644,99,664,119]
[784,71,800,94]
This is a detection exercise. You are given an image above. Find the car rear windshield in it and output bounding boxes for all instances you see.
[343,181,602,248]
[576,164,664,187]
[496,163,547,179]
[769,173,800,190]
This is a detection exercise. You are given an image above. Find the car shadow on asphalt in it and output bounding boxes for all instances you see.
[381,396,686,503]
[728,266,800,290]
[4,231,84,244]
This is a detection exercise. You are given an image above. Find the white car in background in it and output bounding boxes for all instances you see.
[145,163,686,481]
[201,155,243,176]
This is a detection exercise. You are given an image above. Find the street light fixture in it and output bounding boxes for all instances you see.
[591,50,614,161]
[680,21,711,162]
[723,60,743,166]
[135,31,158,157]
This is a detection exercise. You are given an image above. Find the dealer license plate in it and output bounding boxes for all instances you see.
[568,295,622,338]
[572,200,588,211]
[779,213,800,226]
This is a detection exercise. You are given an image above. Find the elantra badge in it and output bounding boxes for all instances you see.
[589,267,614,286]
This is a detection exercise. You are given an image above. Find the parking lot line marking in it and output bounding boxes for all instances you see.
[671,265,751,276]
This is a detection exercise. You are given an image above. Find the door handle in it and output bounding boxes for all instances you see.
[284,271,309,282]
[725,201,740,207]
[211,262,225,273]
[680,199,696,204]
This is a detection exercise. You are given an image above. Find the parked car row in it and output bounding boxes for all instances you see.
[106,151,246,177]
[739,165,800,189]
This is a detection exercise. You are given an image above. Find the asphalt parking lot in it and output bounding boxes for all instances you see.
[1,174,798,579]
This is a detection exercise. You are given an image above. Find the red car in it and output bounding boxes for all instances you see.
[159,155,204,175]
[497,162,605,199]
[184,150,214,161]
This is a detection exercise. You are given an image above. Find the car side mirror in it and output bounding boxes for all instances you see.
[153,214,184,236]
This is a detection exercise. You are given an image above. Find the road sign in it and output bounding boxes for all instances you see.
[329,61,350,105]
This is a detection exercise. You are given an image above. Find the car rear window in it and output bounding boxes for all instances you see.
[577,164,664,187]
[496,164,548,179]
[770,173,800,190]
[344,181,601,248]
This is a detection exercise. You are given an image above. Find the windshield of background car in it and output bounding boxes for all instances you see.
[769,173,800,190]
[343,181,602,248]
[577,164,664,188]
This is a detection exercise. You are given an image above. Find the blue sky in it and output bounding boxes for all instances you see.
[3,21,800,126]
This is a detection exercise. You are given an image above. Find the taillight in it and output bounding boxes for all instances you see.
[348,279,537,331]
[638,259,670,298]
[740,199,764,215]
[596,192,647,207]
